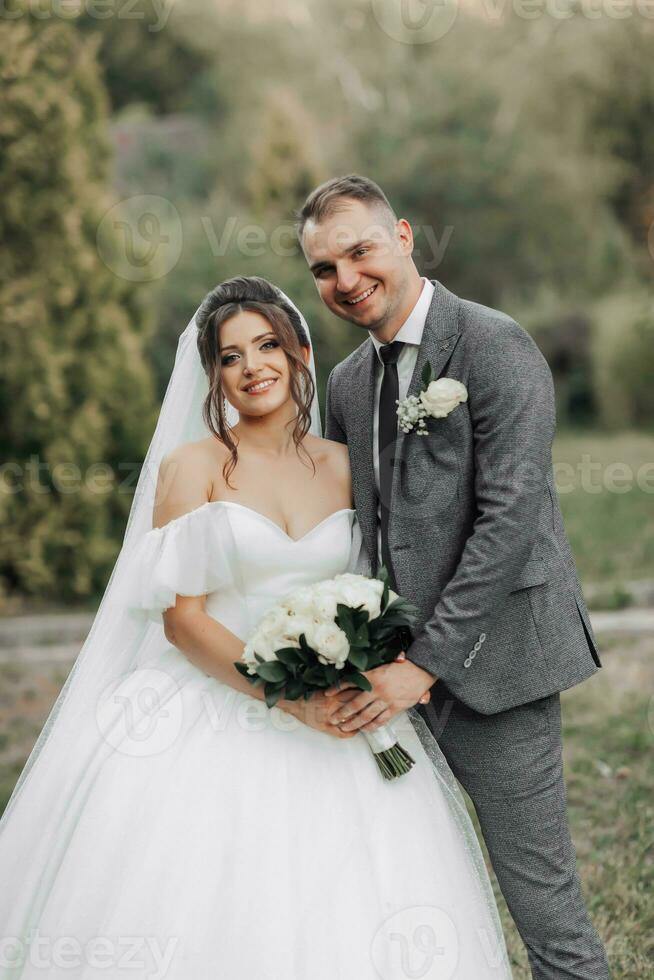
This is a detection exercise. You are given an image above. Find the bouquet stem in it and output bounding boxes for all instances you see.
[363,724,415,780]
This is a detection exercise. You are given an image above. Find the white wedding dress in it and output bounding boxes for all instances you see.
[1,501,512,980]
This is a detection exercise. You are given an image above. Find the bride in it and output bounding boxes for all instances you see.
[0,276,512,979]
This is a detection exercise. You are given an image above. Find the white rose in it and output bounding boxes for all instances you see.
[280,614,317,644]
[333,576,384,621]
[259,605,294,637]
[304,621,350,667]
[280,585,317,618]
[419,378,468,419]
[333,573,370,586]
[312,585,340,621]
[245,629,278,663]
[241,638,258,671]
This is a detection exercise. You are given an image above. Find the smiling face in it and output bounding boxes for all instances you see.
[301,198,418,337]
[218,309,308,419]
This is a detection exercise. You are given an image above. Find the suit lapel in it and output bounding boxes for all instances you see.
[391,279,461,503]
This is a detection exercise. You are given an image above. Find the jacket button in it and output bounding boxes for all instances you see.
[473,641,482,652]
[479,633,486,642]
[464,657,472,668]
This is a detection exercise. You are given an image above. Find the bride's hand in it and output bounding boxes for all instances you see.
[279,690,360,739]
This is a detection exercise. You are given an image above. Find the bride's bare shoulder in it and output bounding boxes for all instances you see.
[153,438,223,528]
[308,436,350,481]
[160,437,225,474]
[309,434,349,460]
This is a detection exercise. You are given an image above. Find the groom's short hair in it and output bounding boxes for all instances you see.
[296,174,397,241]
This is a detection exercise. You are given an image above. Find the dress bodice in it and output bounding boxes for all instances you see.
[125,501,363,642]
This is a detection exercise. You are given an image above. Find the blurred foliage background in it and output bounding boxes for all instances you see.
[0,0,653,607]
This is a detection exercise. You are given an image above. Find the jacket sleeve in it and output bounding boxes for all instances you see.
[324,367,347,444]
[405,318,556,690]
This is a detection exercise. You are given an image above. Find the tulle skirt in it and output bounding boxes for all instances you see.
[2,644,511,979]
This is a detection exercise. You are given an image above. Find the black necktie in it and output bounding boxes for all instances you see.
[378,341,404,589]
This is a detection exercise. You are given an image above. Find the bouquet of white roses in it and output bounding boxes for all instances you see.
[235,569,420,780]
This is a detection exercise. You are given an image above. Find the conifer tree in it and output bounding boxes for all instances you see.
[0,7,158,606]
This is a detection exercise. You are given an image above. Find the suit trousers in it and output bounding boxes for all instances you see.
[416,686,610,979]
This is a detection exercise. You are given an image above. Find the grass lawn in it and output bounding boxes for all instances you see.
[553,431,654,589]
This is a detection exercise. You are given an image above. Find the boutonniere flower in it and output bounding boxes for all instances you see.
[397,362,468,435]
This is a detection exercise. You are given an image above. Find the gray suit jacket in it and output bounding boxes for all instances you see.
[325,279,601,715]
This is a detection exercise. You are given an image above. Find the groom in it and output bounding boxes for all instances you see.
[297,175,610,979]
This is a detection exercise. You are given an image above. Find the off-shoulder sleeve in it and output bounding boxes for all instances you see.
[121,503,237,625]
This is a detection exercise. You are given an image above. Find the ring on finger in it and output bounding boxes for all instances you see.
[340,700,386,727]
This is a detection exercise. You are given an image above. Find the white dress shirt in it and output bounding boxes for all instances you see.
[369,277,435,567]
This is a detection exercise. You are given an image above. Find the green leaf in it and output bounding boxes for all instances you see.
[294,645,311,665]
[348,671,373,692]
[353,621,370,646]
[379,615,412,634]
[376,645,401,665]
[298,633,318,657]
[275,647,304,667]
[256,661,288,683]
[302,666,329,686]
[347,647,368,670]
[384,596,420,619]
[264,683,284,708]
[234,662,256,683]
[335,603,357,643]
[378,569,391,613]
[352,607,370,628]
[284,677,305,700]
[379,605,419,632]
[421,360,434,388]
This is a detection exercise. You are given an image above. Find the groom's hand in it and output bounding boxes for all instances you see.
[323,653,436,734]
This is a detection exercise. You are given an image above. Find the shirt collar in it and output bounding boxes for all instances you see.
[369,278,435,364]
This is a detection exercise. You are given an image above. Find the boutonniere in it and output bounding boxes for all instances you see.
[397,362,468,435]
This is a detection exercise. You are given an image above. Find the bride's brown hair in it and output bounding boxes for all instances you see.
[196,276,316,488]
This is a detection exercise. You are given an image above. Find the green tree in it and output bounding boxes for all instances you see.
[248,88,325,222]
[585,21,654,271]
[76,0,213,115]
[0,7,158,607]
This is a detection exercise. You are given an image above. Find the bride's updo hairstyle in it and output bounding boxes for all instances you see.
[196,276,316,487]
